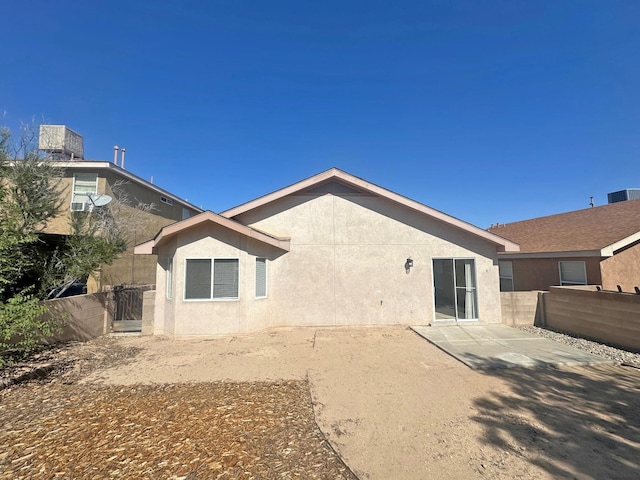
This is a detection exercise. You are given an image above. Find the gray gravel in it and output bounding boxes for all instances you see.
[516,325,640,368]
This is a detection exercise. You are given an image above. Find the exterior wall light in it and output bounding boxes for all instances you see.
[405,258,413,273]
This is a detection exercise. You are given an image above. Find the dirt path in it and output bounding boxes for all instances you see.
[3,326,640,479]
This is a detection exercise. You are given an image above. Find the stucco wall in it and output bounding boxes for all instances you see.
[600,243,640,292]
[510,257,602,291]
[42,292,112,342]
[155,192,504,336]
[544,286,640,352]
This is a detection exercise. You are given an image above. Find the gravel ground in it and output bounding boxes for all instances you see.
[516,325,640,367]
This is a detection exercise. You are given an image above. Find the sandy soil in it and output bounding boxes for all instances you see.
[3,326,640,479]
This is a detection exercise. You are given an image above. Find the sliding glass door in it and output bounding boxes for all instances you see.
[433,258,478,321]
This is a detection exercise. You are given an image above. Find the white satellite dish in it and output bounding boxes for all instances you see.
[86,194,113,207]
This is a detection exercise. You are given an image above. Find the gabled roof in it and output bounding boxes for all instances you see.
[134,211,291,255]
[221,168,519,252]
[488,199,640,257]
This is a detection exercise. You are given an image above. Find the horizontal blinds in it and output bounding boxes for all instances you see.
[185,259,212,299]
[213,259,239,298]
[255,258,267,297]
[560,261,586,285]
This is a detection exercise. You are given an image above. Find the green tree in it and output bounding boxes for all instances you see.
[0,122,144,363]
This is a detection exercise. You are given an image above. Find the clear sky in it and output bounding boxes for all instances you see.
[1,1,638,228]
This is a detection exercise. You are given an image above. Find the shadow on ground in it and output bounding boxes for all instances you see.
[472,361,640,480]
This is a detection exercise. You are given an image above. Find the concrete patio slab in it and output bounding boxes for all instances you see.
[411,324,614,369]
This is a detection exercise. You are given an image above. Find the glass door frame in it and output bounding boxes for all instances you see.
[432,257,480,322]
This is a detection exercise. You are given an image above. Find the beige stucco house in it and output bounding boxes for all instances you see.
[488,198,640,292]
[135,168,519,337]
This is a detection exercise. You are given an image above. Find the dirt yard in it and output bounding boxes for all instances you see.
[2,326,640,479]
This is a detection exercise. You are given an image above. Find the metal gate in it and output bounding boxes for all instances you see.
[112,284,152,333]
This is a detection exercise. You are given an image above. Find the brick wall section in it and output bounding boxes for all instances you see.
[43,292,113,342]
[544,286,640,353]
[500,291,546,326]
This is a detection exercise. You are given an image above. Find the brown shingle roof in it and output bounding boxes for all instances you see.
[488,199,640,253]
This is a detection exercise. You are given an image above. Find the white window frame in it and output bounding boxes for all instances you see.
[182,208,190,220]
[183,257,239,301]
[71,173,98,211]
[166,256,173,300]
[255,257,267,299]
[498,261,514,292]
[558,261,587,286]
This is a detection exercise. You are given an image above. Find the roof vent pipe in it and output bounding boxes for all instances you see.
[121,148,126,169]
[113,146,119,165]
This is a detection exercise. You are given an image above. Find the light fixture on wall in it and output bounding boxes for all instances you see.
[405,258,413,273]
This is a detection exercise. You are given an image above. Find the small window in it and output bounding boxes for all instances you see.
[256,258,267,298]
[160,196,174,206]
[166,257,173,299]
[499,261,514,292]
[182,208,190,220]
[71,173,98,211]
[184,258,239,300]
[559,261,587,286]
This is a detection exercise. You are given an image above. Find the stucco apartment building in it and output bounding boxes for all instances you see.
[31,125,202,291]
[135,168,519,337]
[488,198,640,292]
[44,160,203,291]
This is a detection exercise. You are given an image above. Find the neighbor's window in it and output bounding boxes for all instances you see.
[71,173,98,211]
[498,261,514,291]
[182,208,190,220]
[166,257,173,300]
[185,258,239,300]
[255,258,267,298]
[559,261,587,286]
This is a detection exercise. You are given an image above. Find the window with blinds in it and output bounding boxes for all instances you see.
[184,258,239,300]
[498,261,514,291]
[71,173,98,211]
[166,257,173,300]
[559,261,587,286]
[255,258,267,298]
[213,259,239,299]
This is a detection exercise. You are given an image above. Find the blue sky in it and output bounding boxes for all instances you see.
[1,1,638,228]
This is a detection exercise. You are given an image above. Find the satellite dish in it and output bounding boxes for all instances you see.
[86,194,113,207]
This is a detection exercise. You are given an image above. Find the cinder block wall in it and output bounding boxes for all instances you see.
[500,291,546,326]
[43,292,113,342]
[544,286,640,353]
[141,290,155,336]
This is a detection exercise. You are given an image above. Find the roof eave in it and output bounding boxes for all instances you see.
[221,168,519,252]
[134,211,291,255]
[498,249,604,259]
[604,231,640,256]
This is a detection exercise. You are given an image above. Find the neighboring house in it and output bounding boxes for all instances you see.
[488,199,640,292]
[44,160,203,291]
[135,168,519,337]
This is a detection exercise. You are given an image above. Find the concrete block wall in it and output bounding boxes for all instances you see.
[141,290,155,336]
[500,291,546,326]
[43,292,113,342]
[544,286,640,353]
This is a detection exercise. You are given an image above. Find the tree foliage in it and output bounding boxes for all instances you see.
[0,122,145,363]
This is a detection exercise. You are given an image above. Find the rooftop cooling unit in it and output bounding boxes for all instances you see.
[38,125,84,160]
[607,189,640,204]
